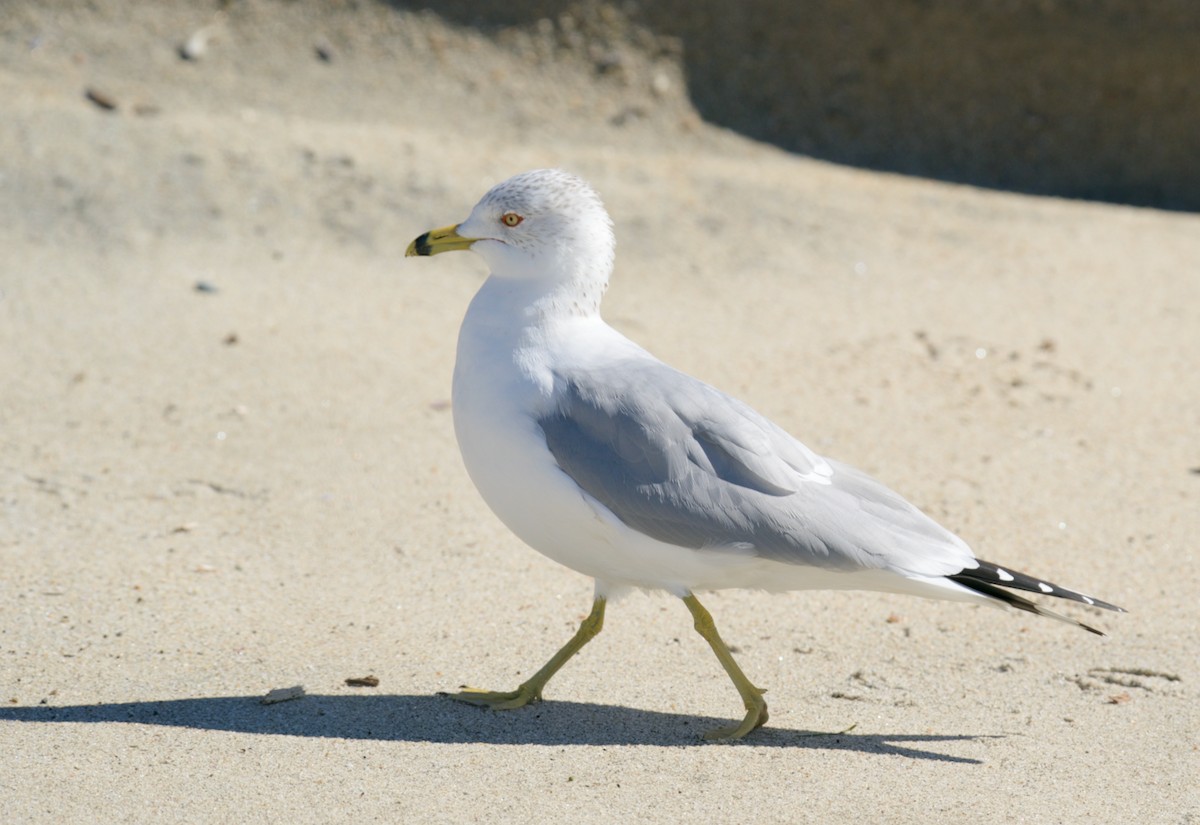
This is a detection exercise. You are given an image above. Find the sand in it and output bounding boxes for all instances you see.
[2,2,1198,822]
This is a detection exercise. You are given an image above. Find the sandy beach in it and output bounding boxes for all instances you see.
[2,2,1198,822]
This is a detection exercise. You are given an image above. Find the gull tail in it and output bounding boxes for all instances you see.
[948,559,1126,636]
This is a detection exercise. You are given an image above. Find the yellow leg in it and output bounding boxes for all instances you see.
[683,594,769,740]
[447,597,606,710]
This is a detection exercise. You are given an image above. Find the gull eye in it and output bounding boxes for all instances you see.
[501,212,524,227]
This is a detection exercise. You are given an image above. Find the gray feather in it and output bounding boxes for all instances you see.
[538,360,973,577]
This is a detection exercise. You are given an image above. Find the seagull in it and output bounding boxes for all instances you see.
[406,168,1123,740]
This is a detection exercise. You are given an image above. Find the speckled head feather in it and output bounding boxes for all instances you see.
[455,169,616,309]
[477,169,609,226]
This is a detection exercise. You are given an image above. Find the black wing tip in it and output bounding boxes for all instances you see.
[962,559,1125,613]
[947,575,1107,634]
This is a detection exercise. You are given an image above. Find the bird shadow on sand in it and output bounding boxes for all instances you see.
[0,694,988,762]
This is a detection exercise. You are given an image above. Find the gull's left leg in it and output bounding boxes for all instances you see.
[683,594,768,740]
[447,596,606,710]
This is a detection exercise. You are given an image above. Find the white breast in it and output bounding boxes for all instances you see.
[450,284,613,579]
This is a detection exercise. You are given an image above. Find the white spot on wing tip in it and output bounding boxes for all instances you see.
[995,567,1014,582]
[1037,582,1054,593]
[1082,595,1095,605]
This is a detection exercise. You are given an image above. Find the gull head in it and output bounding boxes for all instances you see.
[407,169,616,306]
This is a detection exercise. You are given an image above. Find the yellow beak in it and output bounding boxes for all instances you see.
[406,224,476,257]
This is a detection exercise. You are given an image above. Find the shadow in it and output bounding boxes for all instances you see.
[0,694,985,762]
[388,1,1200,212]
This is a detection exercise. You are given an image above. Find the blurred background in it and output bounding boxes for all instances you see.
[4,0,1198,213]
[418,0,1200,210]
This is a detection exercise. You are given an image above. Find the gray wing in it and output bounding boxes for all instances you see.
[538,360,974,577]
